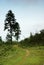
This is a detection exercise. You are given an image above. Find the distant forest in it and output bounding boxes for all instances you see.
[20,29,44,47]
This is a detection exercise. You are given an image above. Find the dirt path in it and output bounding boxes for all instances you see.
[17,49,30,65]
[4,48,30,65]
[25,49,29,56]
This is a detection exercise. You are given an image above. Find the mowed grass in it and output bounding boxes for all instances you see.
[0,44,44,65]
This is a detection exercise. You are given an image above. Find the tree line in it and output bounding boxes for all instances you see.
[20,29,44,47]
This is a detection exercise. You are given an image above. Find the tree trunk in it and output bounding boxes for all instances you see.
[10,28,12,44]
[11,27,12,44]
[10,22,12,44]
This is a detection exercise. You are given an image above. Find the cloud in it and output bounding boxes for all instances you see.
[7,0,44,5]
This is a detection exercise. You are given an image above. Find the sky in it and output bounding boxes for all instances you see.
[0,0,44,41]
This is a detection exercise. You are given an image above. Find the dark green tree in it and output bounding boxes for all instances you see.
[14,22,21,41]
[6,33,11,42]
[0,36,2,42]
[0,36,2,45]
[4,10,21,43]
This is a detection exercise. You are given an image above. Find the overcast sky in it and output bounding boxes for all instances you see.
[0,0,44,41]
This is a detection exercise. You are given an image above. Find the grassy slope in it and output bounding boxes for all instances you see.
[0,44,44,65]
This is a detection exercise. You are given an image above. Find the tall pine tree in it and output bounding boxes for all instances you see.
[4,10,21,43]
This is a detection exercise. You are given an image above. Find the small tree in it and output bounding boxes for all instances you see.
[0,36,2,42]
[4,10,21,43]
[6,33,11,42]
[14,22,21,41]
[0,36,2,45]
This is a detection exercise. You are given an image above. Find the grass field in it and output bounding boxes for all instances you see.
[0,44,44,65]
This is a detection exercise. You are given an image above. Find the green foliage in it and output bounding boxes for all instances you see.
[20,29,44,47]
[0,36,2,42]
[14,22,21,41]
[0,36,3,45]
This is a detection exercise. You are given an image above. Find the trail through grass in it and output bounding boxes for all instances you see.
[0,45,44,65]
